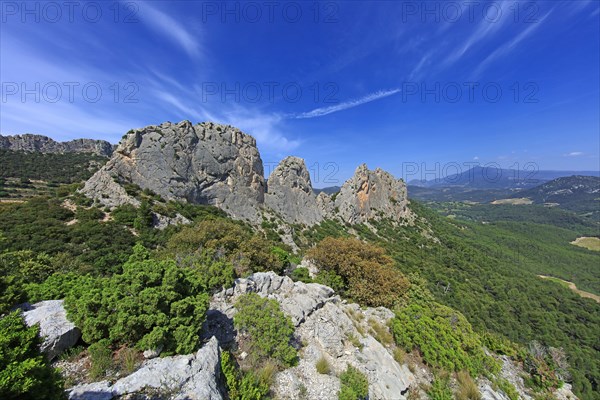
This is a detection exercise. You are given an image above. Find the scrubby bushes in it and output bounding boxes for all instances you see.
[338,365,369,400]
[65,244,209,355]
[0,311,65,399]
[390,300,497,377]
[307,237,409,307]
[221,350,271,400]
[233,293,297,367]
[167,219,286,276]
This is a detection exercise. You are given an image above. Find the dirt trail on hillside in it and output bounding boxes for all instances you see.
[538,275,600,303]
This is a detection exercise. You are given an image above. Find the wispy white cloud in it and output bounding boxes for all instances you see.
[293,88,401,119]
[138,2,201,58]
[443,0,512,66]
[472,10,553,77]
[564,151,584,157]
[409,51,434,80]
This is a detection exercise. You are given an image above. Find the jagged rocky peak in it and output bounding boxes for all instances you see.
[265,156,323,226]
[334,163,409,224]
[0,133,114,157]
[82,120,265,222]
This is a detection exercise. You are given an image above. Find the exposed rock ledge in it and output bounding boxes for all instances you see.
[68,336,223,400]
[210,272,416,400]
[22,300,81,360]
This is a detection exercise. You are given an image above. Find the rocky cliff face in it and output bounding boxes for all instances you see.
[82,121,265,222]
[81,121,411,228]
[332,164,409,224]
[0,134,114,157]
[265,156,323,225]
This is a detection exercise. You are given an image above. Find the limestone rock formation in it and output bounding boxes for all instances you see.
[214,272,335,326]
[79,120,414,229]
[22,300,81,360]
[0,134,114,157]
[82,121,265,222]
[211,272,415,399]
[68,336,223,400]
[333,164,409,224]
[265,156,323,225]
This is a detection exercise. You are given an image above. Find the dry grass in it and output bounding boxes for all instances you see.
[258,360,277,384]
[347,333,363,350]
[315,355,331,375]
[571,236,600,252]
[456,370,481,400]
[393,347,406,364]
[117,347,140,375]
[368,318,393,346]
[491,198,533,205]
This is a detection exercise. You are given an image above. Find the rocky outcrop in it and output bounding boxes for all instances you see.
[68,336,223,400]
[82,121,265,222]
[214,272,335,326]
[210,272,415,400]
[275,301,415,400]
[265,156,323,225]
[332,164,409,224]
[0,134,114,157]
[80,121,413,230]
[22,300,81,360]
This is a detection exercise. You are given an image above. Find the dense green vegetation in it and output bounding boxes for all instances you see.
[0,149,106,184]
[362,202,600,399]
[0,197,137,275]
[233,293,297,368]
[0,311,65,400]
[434,202,599,233]
[338,365,369,400]
[63,244,210,355]
[391,300,497,377]
[220,350,271,400]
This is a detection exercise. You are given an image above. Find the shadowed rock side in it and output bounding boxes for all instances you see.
[0,134,114,157]
[82,120,265,222]
[332,164,410,224]
[265,156,323,225]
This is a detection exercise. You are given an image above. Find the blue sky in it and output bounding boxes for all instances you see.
[1,0,598,186]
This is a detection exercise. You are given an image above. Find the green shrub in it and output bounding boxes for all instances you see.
[0,311,65,399]
[0,274,26,315]
[25,272,90,303]
[75,207,104,222]
[338,365,369,400]
[221,350,271,400]
[494,378,519,400]
[65,244,209,355]
[390,301,496,377]
[291,267,312,283]
[428,374,453,400]
[233,293,297,367]
[110,204,138,226]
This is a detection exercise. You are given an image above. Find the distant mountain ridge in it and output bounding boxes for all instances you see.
[410,166,600,190]
[510,175,600,219]
[0,133,115,158]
